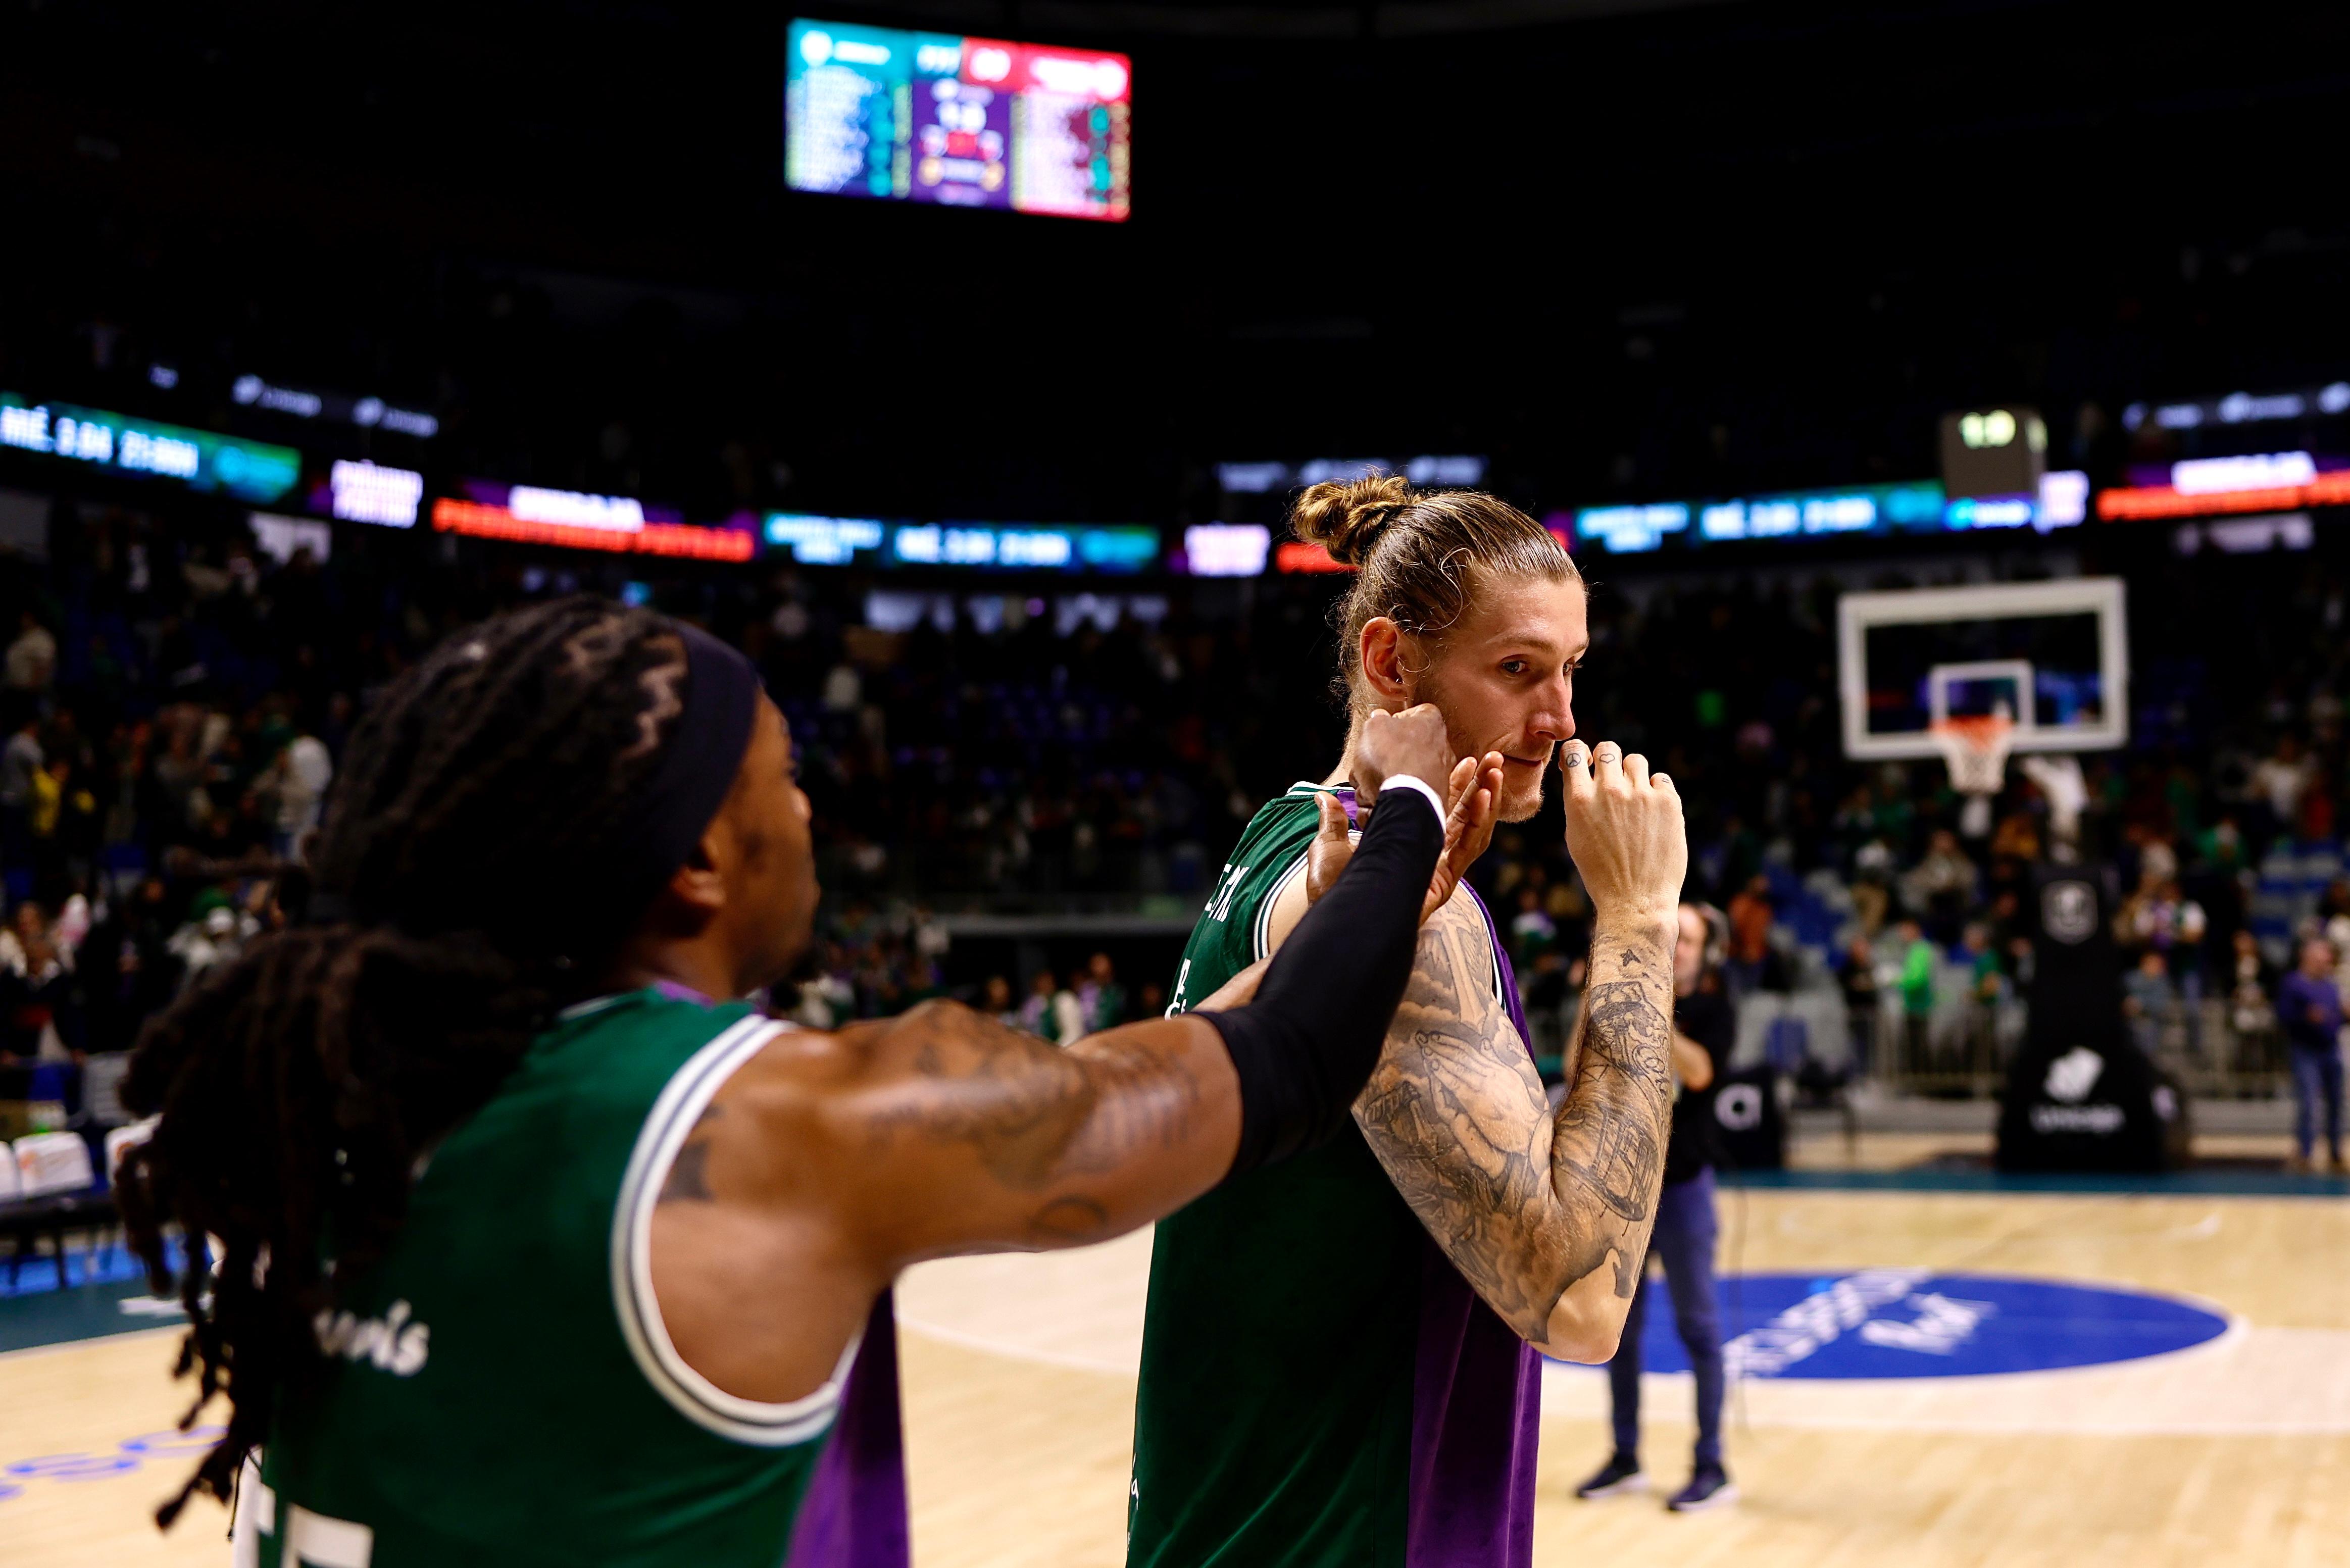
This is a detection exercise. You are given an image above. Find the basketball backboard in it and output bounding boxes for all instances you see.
[1837,578,2128,761]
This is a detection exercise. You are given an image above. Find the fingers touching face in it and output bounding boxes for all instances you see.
[1442,751,1505,812]
[1448,754,1477,800]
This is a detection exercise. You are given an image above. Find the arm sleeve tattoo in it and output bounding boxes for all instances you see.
[1353,901,1676,1347]
[837,999,1217,1251]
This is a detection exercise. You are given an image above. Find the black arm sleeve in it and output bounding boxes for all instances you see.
[1200,786,1444,1179]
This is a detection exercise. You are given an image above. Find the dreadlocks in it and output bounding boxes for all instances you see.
[116,595,696,1526]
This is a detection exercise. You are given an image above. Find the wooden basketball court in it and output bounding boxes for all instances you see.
[6,1136,2346,1566]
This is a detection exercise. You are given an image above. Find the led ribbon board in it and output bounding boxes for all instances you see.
[2123,381,2350,432]
[887,522,1157,571]
[2096,450,2350,521]
[1575,502,1691,554]
[765,514,889,565]
[1177,524,1271,577]
[311,460,423,528]
[1274,541,1354,574]
[764,514,1160,572]
[787,19,1130,221]
[1694,483,1945,543]
[1570,475,2087,555]
[0,394,302,504]
[435,482,755,561]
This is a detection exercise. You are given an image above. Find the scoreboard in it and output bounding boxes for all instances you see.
[786,18,1130,221]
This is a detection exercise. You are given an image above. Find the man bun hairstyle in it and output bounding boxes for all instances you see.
[116,595,705,1527]
[1289,470,1417,566]
[1289,473,1580,712]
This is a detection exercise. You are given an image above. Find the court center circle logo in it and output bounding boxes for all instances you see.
[1604,1271,2229,1380]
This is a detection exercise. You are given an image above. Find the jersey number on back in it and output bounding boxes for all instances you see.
[234,1464,374,1568]
[1205,864,1250,923]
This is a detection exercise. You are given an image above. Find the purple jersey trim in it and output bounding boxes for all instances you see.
[785,1291,912,1568]
[623,983,911,1565]
[1405,893,1540,1568]
[1332,787,1543,1567]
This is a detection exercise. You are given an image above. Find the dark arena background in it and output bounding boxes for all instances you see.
[1,2,2346,1563]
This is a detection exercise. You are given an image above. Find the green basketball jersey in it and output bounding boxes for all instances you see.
[1162,786,1319,1022]
[233,989,850,1567]
[1132,786,1543,1568]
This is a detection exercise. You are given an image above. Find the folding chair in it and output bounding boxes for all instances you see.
[3,1133,105,1288]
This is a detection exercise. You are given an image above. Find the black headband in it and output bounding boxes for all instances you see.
[305,618,763,938]
[603,620,765,923]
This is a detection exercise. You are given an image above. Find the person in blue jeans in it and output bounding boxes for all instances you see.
[1577,900,1736,1512]
[2276,937,2346,1173]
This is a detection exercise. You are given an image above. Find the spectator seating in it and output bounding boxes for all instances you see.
[104,1117,157,1188]
[2,1131,109,1288]
[15,1131,91,1198]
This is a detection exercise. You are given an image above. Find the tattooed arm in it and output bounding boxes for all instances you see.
[1352,737,1686,1363]
[1355,901,1675,1361]
[819,1001,1246,1258]
[646,1004,1246,1402]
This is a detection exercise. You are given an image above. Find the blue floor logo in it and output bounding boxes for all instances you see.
[1629,1271,2230,1380]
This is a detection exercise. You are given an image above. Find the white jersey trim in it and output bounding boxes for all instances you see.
[1251,783,1337,962]
[611,1015,862,1448]
[1254,851,1310,965]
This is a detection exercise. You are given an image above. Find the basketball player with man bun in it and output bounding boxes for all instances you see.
[116,594,1498,1565]
[1130,476,1689,1567]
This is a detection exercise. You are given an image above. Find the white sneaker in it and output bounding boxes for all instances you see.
[1575,1457,1649,1499]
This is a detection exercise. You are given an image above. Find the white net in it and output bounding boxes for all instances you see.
[1932,717,2014,795]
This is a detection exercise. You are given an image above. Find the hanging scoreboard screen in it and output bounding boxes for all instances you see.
[786,18,1130,221]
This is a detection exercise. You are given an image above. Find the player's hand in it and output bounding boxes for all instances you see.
[1309,749,1506,925]
[1351,703,1456,804]
[1560,739,1686,934]
[1197,956,1269,1011]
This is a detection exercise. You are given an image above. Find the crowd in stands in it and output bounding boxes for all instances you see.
[3,490,2348,1128]
[0,492,1338,1063]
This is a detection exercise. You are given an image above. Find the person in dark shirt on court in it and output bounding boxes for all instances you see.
[2276,936,2345,1173]
[1577,899,1736,1511]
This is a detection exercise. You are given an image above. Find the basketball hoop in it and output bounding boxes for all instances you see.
[1932,714,2014,795]
[1931,713,2013,838]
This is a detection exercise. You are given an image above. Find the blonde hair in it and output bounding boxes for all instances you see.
[1290,473,1581,713]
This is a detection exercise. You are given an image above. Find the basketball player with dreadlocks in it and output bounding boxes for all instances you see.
[1129,475,1688,1568]
[116,594,1510,1566]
